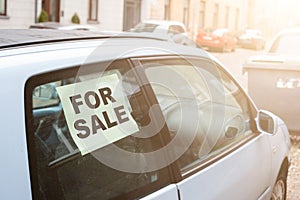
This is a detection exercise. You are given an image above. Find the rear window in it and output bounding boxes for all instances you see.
[25,60,173,200]
[131,23,158,33]
[270,33,300,55]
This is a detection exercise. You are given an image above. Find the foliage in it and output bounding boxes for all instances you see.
[71,13,80,24]
[38,9,49,23]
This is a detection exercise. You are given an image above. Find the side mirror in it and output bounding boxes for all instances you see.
[257,110,278,134]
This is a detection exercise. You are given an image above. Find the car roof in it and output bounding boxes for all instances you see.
[139,20,186,28]
[0,29,210,61]
[277,27,300,36]
[0,29,105,48]
[0,29,177,49]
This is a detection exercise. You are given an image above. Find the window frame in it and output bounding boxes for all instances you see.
[164,0,171,20]
[168,25,185,35]
[25,59,178,200]
[133,55,260,178]
[88,0,98,21]
[0,0,7,16]
[183,0,190,27]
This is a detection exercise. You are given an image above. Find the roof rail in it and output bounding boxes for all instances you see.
[0,29,169,49]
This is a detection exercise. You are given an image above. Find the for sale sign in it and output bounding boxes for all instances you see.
[56,73,139,155]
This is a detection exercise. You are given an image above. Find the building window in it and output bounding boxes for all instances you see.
[164,0,170,20]
[183,0,190,27]
[235,8,239,31]
[225,6,230,28]
[198,1,205,29]
[89,0,98,21]
[213,3,219,28]
[0,0,7,16]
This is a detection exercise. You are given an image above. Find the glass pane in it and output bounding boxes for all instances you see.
[143,59,254,170]
[272,34,300,55]
[90,0,98,20]
[131,23,159,33]
[27,61,171,199]
[0,0,5,14]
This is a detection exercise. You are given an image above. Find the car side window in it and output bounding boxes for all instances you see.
[168,25,185,35]
[141,58,256,171]
[25,60,173,200]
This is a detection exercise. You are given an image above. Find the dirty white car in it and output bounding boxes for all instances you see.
[0,30,290,200]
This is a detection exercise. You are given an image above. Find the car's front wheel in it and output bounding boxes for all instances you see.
[271,172,287,200]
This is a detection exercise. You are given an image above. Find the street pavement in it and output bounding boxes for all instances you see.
[287,135,300,200]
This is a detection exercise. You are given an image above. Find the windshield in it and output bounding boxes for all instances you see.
[270,33,300,55]
[213,29,227,37]
[244,29,261,36]
[131,23,158,33]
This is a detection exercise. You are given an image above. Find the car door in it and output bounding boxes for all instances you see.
[25,59,179,200]
[139,56,273,200]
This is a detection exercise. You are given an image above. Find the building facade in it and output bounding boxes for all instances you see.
[0,0,148,31]
[1,0,285,39]
[0,0,36,29]
[148,0,248,39]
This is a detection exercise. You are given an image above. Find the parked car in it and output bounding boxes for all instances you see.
[243,27,300,132]
[130,20,187,36]
[129,20,197,47]
[196,28,237,52]
[238,29,265,50]
[29,22,99,31]
[0,29,290,200]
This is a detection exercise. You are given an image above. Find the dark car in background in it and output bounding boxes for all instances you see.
[196,28,237,52]
[238,29,265,50]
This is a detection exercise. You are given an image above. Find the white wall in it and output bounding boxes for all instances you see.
[60,0,88,25]
[204,0,247,31]
[0,0,35,29]
[61,0,124,31]
[97,0,124,31]
[0,0,147,31]
[141,0,152,21]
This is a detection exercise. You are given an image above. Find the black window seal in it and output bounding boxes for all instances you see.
[25,66,79,200]
[129,58,183,183]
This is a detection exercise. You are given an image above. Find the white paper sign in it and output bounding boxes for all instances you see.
[56,74,139,155]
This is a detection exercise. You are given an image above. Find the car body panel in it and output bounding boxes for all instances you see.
[0,30,291,199]
[177,134,272,200]
[196,28,237,52]
[0,34,207,200]
[238,29,265,50]
[140,185,179,200]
